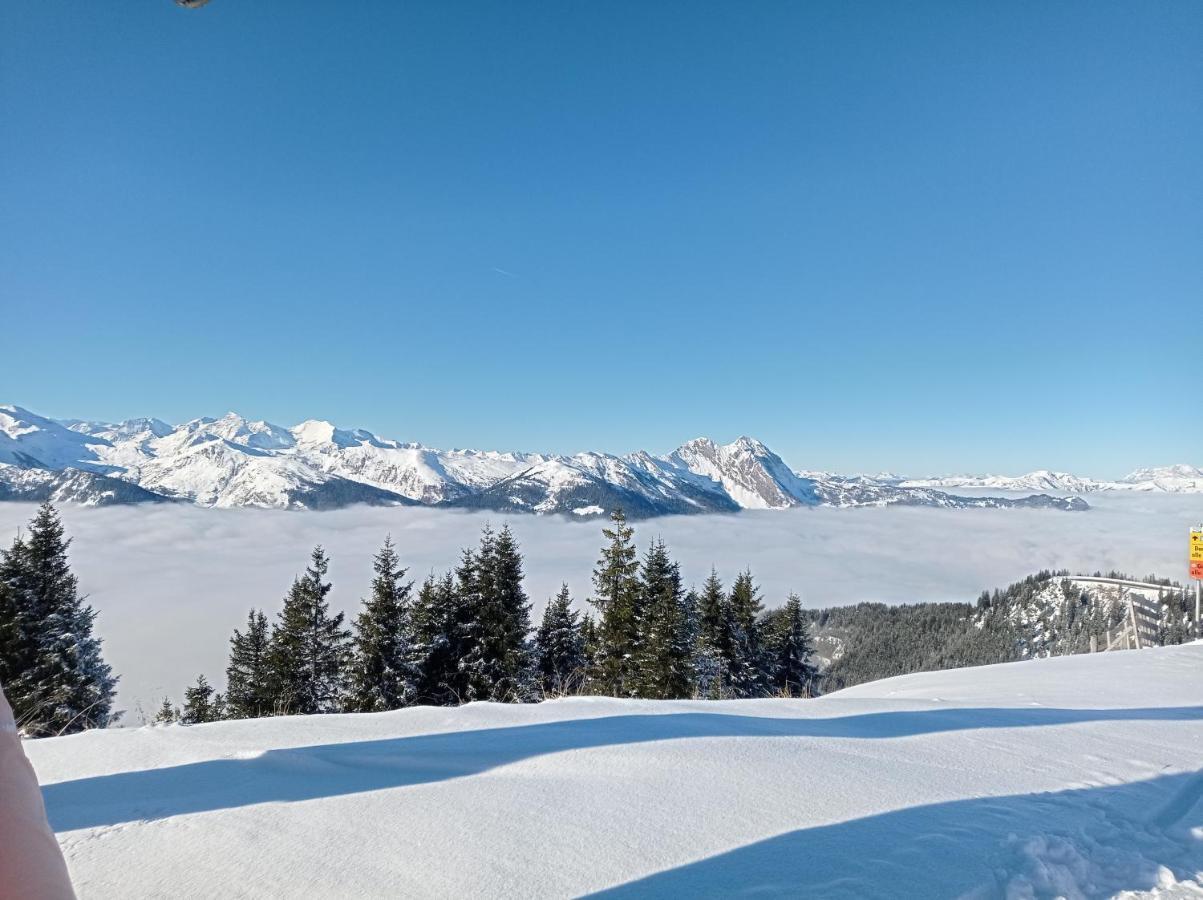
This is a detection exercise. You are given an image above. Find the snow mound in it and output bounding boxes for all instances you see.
[25,644,1203,898]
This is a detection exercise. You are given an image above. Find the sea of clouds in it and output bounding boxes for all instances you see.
[0,493,1196,719]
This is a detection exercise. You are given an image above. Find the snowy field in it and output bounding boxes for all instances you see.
[0,493,1196,717]
[25,643,1203,898]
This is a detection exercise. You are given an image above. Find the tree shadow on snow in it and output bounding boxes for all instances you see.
[587,768,1203,899]
[41,705,1203,837]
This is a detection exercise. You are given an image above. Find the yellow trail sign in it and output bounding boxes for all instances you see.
[1192,530,1203,563]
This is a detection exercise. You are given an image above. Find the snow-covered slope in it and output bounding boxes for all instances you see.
[1119,464,1203,493]
[668,436,819,509]
[903,465,1203,494]
[0,463,172,507]
[0,403,1114,515]
[901,470,1108,493]
[27,644,1203,898]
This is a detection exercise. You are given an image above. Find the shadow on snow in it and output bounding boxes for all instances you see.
[587,769,1203,898]
[42,705,1203,839]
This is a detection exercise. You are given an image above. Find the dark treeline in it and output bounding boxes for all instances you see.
[159,509,819,724]
[0,503,117,736]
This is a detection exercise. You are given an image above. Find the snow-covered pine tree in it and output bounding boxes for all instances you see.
[348,536,417,712]
[0,503,117,736]
[589,509,641,696]
[534,584,585,695]
[727,569,768,697]
[181,674,218,724]
[265,546,351,715]
[225,609,272,719]
[154,696,178,724]
[764,593,817,697]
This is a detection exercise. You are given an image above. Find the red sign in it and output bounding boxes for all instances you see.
[1192,561,1203,581]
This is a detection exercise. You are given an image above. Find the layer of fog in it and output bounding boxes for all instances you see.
[0,493,1196,720]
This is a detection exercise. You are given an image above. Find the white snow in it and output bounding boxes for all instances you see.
[11,403,1194,515]
[25,644,1203,898]
[903,466,1203,495]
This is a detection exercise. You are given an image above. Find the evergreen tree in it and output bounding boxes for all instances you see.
[476,525,534,701]
[410,572,467,706]
[0,504,117,735]
[265,546,351,715]
[534,585,585,695]
[726,569,767,697]
[589,509,640,696]
[154,696,178,724]
[225,609,272,719]
[453,543,489,701]
[632,540,694,699]
[579,612,601,690]
[695,569,732,697]
[181,674,218,724]
[348,536,416,712]
[764,593,817,696]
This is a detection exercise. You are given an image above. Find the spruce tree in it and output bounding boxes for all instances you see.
[695,569,732,697]
[154,697,178,724]
[579,612,601,691]
[348,536,416,712]
[0,504,117,735]
[410,572,466,706]
[534,585,585,695]
[265,546,351,715]
[632,540,694,699]
[181,674,218,724]
[453,543,489,701]
[589,509,640,696]
[765,593,817,697]
[477,525,534,701]
[225,609,272,719]
[726,569,767,697]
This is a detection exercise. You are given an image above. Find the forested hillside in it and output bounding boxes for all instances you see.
[813,570,1198,691]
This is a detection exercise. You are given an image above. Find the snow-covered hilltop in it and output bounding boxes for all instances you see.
[26,644,1203,898]
[0,403,1152,515]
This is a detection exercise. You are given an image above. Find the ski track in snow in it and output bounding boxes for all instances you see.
[24,644,1203,899]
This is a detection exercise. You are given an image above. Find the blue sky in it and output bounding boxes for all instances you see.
[2,2,1199,477]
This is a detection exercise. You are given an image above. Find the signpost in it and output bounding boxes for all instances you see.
[1192,528,1203,637]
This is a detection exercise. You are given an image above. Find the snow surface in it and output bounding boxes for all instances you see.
[26,644,1203,898]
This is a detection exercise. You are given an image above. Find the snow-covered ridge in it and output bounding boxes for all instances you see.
[902,465,1203,494]
[25,645,1203,898]
[0,403,1117,514]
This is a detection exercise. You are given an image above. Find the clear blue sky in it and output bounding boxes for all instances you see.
[2,2,1199,477]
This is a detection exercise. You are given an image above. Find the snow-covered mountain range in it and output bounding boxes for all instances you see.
[899,466,1203,494]
[6,403,1183,515]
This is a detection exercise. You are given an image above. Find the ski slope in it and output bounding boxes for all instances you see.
[25,644,1203,898]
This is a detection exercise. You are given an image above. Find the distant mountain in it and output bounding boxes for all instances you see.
[901,465,1203,494]
[0,463,172,507]
[0,403,1115,515]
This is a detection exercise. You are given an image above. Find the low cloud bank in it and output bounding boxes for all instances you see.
[0,494,1194,719]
